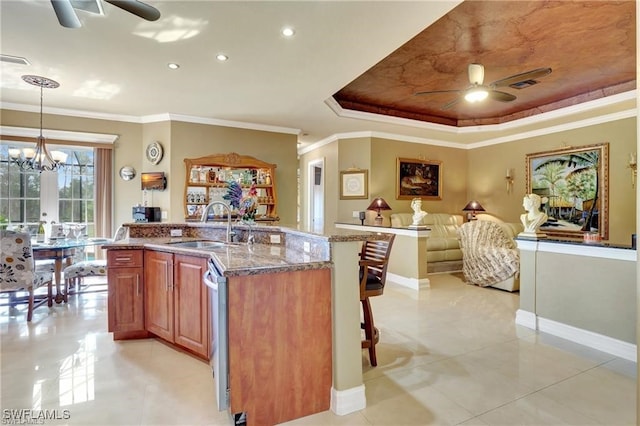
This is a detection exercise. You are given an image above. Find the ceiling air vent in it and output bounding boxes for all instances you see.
[509,79,539,90]
[0,54,30,65]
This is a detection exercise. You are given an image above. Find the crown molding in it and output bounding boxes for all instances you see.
[1,103,301,136]
[151,113,301,135]
[0,125,118,144]
[325,90,637,136]
[303,91,637,154]
[1,102,142,123]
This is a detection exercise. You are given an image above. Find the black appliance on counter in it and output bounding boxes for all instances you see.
[132,206,161,222]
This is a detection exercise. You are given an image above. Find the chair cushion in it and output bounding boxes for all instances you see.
[359,270,383,292]
[35,260,56,273]
[63,260,107,279]
[34,270,53,288]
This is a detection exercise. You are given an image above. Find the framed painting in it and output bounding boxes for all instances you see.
[526,143,609,240]
[340,169,368,199]
[396,158,442,200]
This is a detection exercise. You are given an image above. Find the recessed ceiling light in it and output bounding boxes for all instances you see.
[281,27,295,37]
[216,53,229,62]
[168,63,180,70]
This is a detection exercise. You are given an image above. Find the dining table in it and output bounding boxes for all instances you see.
[32,237,111,303]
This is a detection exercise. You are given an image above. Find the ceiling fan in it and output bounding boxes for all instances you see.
[50,0,161,28]
[415,63,552,110]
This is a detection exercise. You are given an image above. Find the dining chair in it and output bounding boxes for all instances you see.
[62,226,128,302]
[358,234,395,367]
[0,230,53,321]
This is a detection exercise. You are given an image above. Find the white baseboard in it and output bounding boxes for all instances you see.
[515,310,637,362]
[387,272,430,290]
[537,317,637,363]
[515,309,537,330]
[330,385,366,415]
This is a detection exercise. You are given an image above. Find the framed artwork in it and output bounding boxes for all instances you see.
[526,143,609,240]
[340,169,368,199]
[396,158,442,200]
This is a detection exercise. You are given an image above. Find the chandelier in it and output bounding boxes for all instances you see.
[8,75,67,172]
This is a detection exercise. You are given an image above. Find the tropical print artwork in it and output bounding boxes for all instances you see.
[526,143,609,239]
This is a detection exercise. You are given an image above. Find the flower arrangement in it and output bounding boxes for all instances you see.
[223,181,258,223]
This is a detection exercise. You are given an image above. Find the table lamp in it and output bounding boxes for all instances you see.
[462,200,485,221]
[367,197,392,226]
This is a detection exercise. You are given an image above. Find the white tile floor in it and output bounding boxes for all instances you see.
[1,273,636,425]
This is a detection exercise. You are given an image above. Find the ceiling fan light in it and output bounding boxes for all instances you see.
[464,88,489,103]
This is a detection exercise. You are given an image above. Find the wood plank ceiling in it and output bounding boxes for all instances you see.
[333,1,636,127]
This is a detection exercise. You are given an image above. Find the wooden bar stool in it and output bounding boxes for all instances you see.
[359,234,395,366]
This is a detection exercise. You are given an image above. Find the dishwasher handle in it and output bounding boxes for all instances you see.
[203,270,226,290]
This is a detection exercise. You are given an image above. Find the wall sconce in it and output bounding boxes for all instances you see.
[505,168,514,193]
[629,153,637,188]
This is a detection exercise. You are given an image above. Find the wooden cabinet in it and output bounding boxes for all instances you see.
[107,249,146,339]
[183,152,278,221]
[174,255,210,356]
[228,268,332,425]
[144,250,174,341]
[144,250,210,359]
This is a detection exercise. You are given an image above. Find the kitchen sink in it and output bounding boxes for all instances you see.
[169,240,227,249]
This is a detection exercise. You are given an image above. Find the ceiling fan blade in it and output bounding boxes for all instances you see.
[104,0,161,21]
[51,0,81,28]
[489,90,517,102]
[490,67,552,88]
[441,97,461,110]
[415,89,461,96]
[468,63,484,85]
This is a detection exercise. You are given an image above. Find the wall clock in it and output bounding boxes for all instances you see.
[146,141,163,165]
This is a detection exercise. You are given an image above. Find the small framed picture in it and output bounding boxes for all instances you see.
[340,169,368,199]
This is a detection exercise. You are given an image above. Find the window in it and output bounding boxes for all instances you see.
[0,142,95,236]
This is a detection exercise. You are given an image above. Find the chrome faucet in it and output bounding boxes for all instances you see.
[201,201,234,243]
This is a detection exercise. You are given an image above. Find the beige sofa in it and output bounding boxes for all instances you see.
[390,212,523,275]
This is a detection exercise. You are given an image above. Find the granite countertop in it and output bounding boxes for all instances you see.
[124,221,390,243]
[104,237,331,277]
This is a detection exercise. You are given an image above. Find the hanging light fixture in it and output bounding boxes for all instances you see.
[8,75,67,172]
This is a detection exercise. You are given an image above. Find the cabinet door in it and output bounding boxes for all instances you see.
[107,266,144,333]
[174,255,210,358]
[144,250,174,342]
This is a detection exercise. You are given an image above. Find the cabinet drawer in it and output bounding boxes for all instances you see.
[108,250,143,268]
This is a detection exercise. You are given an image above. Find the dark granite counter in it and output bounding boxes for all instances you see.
[105,223,389,277]
[104,237,330,277]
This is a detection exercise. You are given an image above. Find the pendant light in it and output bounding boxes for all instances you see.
[8,75,67,172]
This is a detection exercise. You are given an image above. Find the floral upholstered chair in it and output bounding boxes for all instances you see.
[62,226,128,301]
[0,230,53,321]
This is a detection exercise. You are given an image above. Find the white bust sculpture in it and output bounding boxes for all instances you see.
[520,193,548,237]
[410,197,428,227]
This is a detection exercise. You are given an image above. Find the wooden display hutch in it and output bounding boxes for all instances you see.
[183,152,278,222]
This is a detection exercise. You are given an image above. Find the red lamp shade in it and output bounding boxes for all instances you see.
[462,200,485,220]
[367,198,392,225]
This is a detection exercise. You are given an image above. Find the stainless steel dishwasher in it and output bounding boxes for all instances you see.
[203,259,229,411]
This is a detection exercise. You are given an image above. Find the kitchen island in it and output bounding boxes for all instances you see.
[104,223,387,425]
